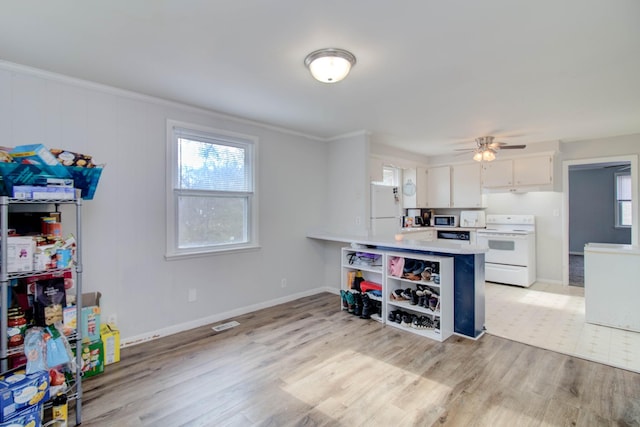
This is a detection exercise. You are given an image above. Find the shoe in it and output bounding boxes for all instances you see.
[344,291,355,313]
[401,314,412,327]
[401,288,413,300]
[340,290,349,310]
[360,294,371,319]
[429,295,439,312]
[388,310,398,322]
[353,293,363,316]
[410,289,419,305]
[394,312,403,323]
[411,315,420,329]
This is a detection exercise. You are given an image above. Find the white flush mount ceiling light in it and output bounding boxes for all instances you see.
[304,48,356,83]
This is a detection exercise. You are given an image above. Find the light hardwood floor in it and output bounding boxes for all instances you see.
[79,293,640,426]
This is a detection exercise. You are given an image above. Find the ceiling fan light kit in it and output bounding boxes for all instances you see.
[465,135,526,162]
[304,48,356,83]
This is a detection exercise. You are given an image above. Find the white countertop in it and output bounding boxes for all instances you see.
[400,226,485,233]
[584,242,640,254]
[307,232,488,255]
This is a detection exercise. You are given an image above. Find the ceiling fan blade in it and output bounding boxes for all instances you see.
[453,148,475,151]
[500,144,527,149]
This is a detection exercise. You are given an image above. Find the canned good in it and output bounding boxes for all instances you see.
[7,307,27,347]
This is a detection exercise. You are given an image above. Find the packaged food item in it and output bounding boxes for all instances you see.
[50,149,95,168]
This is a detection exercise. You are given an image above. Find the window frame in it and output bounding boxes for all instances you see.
[615,171,632,229]
[166,120,259,259]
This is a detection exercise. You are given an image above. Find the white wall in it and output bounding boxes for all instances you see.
[325,132,370,236]
[484,192,564,283]
[0,62,330,344]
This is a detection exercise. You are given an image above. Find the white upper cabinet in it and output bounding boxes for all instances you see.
[513,155,553,186]
[426,166,451,208]
[451,163,483,208]
[416,167,429,208]
[402,168,417,208]
[482,154,554,191]
[481,159,513,187]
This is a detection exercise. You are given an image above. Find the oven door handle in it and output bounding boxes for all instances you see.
[477,233,530,240]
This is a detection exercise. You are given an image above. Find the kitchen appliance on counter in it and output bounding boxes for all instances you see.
[460,211,486,228]
[370,184,401,236]
[431,215,458,228]
[476,214,536,287]
[437,229,473,245]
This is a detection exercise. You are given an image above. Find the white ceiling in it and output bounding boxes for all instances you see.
[1,1,639,156]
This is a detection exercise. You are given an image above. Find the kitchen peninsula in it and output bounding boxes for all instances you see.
[308,232,487,339]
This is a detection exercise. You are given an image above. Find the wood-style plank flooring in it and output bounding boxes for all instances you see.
[79,293,640,426]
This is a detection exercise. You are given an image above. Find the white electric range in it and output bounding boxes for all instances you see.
[476,214,536,287]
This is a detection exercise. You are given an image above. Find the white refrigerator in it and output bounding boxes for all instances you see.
[370,184,401,236]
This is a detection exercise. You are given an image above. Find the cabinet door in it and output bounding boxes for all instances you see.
[514,155,552,186]
[415,167,428,208]
[482,159,513,188]
[402,168,417,208]
[426,166,451,208]
[451,163,482,207]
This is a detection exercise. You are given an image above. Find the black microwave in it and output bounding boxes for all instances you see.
[431,215,458,227]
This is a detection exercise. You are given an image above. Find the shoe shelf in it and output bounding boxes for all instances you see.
[385,251,454,342]
[387,299,440,317]
[339,247,454,342]
[341,248,385,322]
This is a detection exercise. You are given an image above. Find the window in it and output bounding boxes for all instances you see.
[381,166,400,186]
[166,120,258,258]
[615,172,631,228]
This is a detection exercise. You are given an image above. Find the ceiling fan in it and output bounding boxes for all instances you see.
[456,136,527,162]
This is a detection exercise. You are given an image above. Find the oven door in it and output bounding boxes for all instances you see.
[477,233,530,266]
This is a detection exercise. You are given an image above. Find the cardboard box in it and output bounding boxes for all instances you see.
[62,292,101,342]
[0,403,42,427]
[101,323,120,365]
[5,237,34,273]
[12,185,75,200]
[73,339,104,378]
[0,370,49,422]
[9,144,70,178]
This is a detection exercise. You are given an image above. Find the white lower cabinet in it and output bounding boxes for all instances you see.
[340,247,454,342]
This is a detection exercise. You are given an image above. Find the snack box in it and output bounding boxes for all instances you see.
[73,338,104,378]
[9,144,70,179]
[101,323,120,365]
[12,185,75,200]
[4,237,34,273]
[0,403,42,427]
[0,370,49,422]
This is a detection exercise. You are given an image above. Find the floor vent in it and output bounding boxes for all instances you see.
[212,321,240,332]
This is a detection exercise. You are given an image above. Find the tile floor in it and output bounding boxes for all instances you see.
[485,281,640,373]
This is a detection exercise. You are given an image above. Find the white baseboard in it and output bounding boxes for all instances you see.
[121,286,339,348]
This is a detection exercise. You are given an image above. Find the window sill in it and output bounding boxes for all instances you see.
[165,244,261,261]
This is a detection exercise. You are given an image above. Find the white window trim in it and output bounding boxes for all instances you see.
[165,120,259,259]
[615,172,632,229]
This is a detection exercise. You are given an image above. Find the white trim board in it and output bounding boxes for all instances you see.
[121,286,340,348]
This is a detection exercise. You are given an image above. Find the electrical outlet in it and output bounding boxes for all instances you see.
[107,314,117,326]
[355,216,361,225]
[188,288,197,302]
[281,278,287,288]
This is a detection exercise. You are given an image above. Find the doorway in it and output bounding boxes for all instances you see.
[563,155,638,286]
